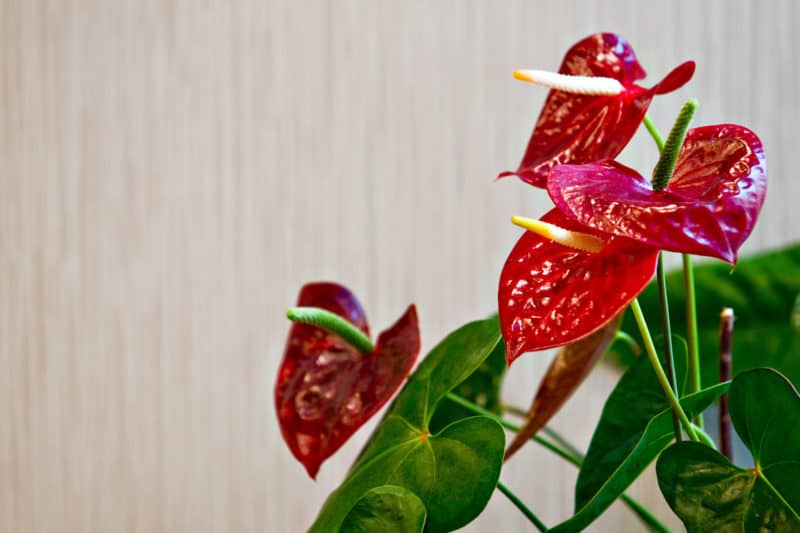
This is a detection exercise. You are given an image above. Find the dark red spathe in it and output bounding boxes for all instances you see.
[275,283,420,478]
[500,33,694,188]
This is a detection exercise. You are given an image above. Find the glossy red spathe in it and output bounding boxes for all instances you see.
[275,282,420,478]
[498,209,659,363]
[547,125,767,264]
[500,33,694,188]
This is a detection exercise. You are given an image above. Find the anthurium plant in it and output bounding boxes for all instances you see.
[275,33,800,531]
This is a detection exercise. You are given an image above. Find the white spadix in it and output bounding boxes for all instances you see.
[513,69,623,96]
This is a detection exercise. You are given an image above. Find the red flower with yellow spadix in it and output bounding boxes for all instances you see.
[499,211,659,363]
[499,33,695,188]
[499,123,766,363]
[547,125,767,264]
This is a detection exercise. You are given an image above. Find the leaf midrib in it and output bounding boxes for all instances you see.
[758,469,800,521]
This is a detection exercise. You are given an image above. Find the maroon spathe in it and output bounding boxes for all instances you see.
[275,283,420,478]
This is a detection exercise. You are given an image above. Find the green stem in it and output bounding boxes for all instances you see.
[651,98,698,191]
[502,404,529,419]
[644,112,704,430]
[642,114,665,151]
[502,405,586,460]
[613,330,642,356]
[683,253,703,427]
[286,306,375,354]
[630,299,700,442]
[621,498,668,533]
[541,426,584,460]
[693,423,717,449]
[446,393,669,533]
[657,254,682,441]
[496,481,548,532]
[448,393,581,465]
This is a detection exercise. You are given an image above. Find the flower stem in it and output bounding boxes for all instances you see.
[656,254,682,441]
[502,403,528,418]
[683,253,703,425]
[613,330,642,356]
[447,393,669,533]
[496,481,548,532]
[645,112,704,428]
[642,114,665,151]
[630,299,700,442]
[286,306,375,354]
[651,98,698,191]
[448,393,581,465]
[719,308,735,460]
[503,405,589,461]
[541,426,584,460]
[693,423,717,450]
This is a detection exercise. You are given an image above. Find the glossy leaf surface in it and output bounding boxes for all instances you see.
[275,282,420,478]
[729,369,800,512]
[429,337,506,434]
[504,314,622,459]
[657,369,800,531]
[619,244,800,387]
[548,345,728,532]
[309,317,504,533]
[500,32,694,188]
[340,485,427,533]
[499,209,658,361]
[548,125,767,263]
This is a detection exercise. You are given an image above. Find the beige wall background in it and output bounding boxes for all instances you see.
[2,1,798,531]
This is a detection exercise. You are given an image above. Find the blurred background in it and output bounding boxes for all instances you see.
[2,1,798,531]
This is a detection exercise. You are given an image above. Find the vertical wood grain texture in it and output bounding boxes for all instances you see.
[1,1,797,531]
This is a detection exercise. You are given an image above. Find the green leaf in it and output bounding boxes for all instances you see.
[548,343,728,533]
[429,338,506,433]
[618,244,800,386]
[657,443,797,532]
[309,317,505,533]
[340,485,426,533]
[576,340,687,509]
[657,369,800,531]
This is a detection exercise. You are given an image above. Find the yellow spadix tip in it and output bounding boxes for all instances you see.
[513,69,536,83]
[511,215,605,253]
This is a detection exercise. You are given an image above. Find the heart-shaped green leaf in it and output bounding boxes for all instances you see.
[549,343,728,532]
[340,485,426,533]
[619,244,800,386]
[309,317,505,533]
[657,443,797,532]
[657,368,800,531]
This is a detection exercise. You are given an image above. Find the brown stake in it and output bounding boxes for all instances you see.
[719,307,734,461]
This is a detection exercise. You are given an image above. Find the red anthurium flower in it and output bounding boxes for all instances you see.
[499,33,695,188]
[547,125,767,264]
[499,209,659,363]
[275,282,420,478]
